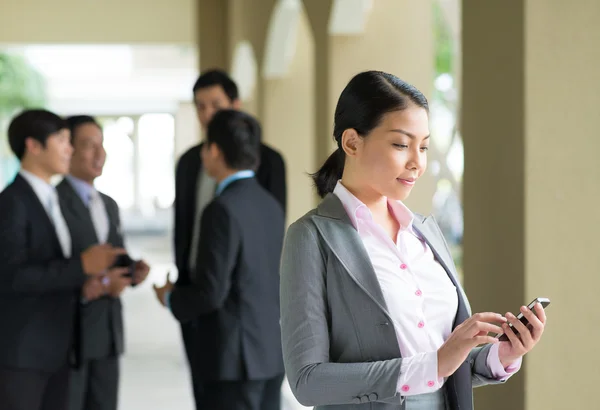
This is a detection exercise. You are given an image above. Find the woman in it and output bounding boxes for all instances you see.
[280,71,546,409]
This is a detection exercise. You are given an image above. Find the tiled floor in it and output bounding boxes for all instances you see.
[117,234,307,410]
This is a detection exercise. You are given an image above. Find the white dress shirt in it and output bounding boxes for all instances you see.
[188,169,216,272]
[333,181,519,397]
[20,170,71,258]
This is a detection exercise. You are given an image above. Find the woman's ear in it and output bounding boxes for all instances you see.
[341,129,362,157]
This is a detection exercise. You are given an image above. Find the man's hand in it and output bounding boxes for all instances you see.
[133,260,150,285]
[82,277,105,302]
[153,272,174,307]
[81,244,127,276]
[103,267,133,298]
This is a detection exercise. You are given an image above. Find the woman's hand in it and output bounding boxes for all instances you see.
[437,312,506,378]
[498,303,546,367]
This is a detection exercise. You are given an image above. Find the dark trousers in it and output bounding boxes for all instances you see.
[181,322,204,407]
[67,357,119,410]
[0,365,70,410]
[196,373,285,410]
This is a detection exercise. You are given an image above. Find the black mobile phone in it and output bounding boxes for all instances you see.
[497,297,550,341]
[112,254,136,278]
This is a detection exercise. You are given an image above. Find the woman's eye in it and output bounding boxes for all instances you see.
[393,144,408,149]
[420,146,429,152]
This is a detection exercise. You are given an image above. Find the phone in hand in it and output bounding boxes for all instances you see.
[112,254,136,278]
[497,297,550,342]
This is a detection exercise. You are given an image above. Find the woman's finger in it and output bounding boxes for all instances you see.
[473,335,500,346]
[507,312,533,348]
[500,322,524,351]
[533,302,547,325]
[521,305,545,340]
[467,321,504,337]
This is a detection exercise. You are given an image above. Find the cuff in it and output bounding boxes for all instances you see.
[487,343,522,380]
[165,291,172,311]
[397,351,443,396]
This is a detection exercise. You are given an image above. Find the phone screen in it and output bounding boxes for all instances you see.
[497,297,550,341]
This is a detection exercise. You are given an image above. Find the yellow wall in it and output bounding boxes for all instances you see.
[525,0,600,408]
[328,0,435,215]
[0,0,196,43]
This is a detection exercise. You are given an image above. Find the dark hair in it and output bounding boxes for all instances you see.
[206,109,261,171]
[312,71,429,198]
[8,109,68,160]
[192,69,239,102]
[65,115,101,144]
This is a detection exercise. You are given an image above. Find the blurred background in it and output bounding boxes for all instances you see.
[1,1,598,409]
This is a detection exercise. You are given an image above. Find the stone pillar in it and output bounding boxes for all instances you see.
[198,0,231,70]
[462,1,600,409]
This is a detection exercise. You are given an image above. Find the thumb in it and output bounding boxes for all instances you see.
[167,271,173,284]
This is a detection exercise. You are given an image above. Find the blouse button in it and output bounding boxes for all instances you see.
[415,289,422,297]
[400,263,408,270]
[401,385,410,392]
[417,321,425,329]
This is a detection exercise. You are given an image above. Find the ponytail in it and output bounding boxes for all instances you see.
[311,148,345,198]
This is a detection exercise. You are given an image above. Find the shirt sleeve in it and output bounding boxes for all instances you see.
[396,351,443,396]
[486,342,522,380]
[165,291,172,311]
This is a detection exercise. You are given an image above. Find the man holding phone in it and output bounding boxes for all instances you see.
[57,115,150,410]
[0,110,125,410]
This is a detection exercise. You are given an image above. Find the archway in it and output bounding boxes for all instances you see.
[263,0,316,225]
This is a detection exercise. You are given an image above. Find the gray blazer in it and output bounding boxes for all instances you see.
[280,194,506,409]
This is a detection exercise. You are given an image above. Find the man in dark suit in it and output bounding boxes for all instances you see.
[56,115,150,410]
[0,109,125,410]
[172,69,287,406]
[154,110,285,410]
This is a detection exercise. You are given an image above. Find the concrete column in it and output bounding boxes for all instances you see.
[462,1,600,409]
[198,0,231,70]
[303,0,334,168]
[262,6,316,226]
[228,0,279,120]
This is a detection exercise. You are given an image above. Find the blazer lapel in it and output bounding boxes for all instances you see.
[57,180,100,244]
[412,215,471,322]
[100,195,121,245]
[313,194,392,319]
[13,175,62,253]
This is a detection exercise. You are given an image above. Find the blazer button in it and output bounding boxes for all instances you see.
[369,393,378,401]
[353,397,361,404]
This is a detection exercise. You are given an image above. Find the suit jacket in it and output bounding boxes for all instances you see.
[170,178,285,381]
[57,179,126,361]
[174,142,286,287]
[0,175,86,372]
[280,194,506,410]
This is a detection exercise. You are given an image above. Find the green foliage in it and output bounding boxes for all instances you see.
[433,0,454,77]
[0,53,47,116]
[0,53,47,187]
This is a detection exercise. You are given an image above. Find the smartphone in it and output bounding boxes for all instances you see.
[112,254,136,278]
[497,297,550,341]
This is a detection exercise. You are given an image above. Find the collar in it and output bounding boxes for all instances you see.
[19,169,57,211]
[215,170,255,196]
[332,181,415,233]
[66,175,97,206]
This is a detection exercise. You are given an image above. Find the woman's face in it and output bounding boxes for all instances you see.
[346,106,430,201]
